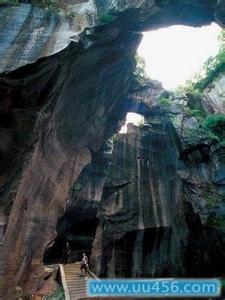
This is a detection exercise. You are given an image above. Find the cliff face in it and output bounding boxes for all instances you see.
[0,19,140,297]
[0,2,97,73]
[91,108,225,278]
[0,0,225,298]
[202,74,225,113]
[52,76,225,280]
[91,117,188,278]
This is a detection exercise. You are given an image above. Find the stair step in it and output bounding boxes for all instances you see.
[67,284,86,288]
[67,282,86,288]
[69,292,86,297]
[67,287,86,292]
[65,275,83,278]
[66,280,86,282]
[60,262,98,299]
[66,277,86,281]
[67,280,86,285]
[65,277,85,281]
[65,276,87,279]
[65,278,86,282]
[67,284,86,289]
[68,286,86,290]
[65,271,80,276]
[67,280,85,285]
[65,273,84,276]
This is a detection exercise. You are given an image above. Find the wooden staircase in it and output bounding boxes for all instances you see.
[60,262,98,300]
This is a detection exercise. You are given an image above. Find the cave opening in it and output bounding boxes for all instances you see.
[43,216,99,265]
[119,23,222,137]
[138,23,221,90]
[43,152,106,266]
[43,21,223,271]
[119,112,144,134]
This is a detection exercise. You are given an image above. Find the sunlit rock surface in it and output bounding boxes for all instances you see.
[0,2,96,72]
[203,74,225,113]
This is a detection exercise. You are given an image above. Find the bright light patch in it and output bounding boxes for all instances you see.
[119,112,144,134]
[138,23,221,90]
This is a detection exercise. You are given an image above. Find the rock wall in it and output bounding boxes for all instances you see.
[0,2,96,73]
[202,74,225,113]
[90,88,225,279]
[91,117,188,278]
[52,73,225,280]
[0,22,140,298]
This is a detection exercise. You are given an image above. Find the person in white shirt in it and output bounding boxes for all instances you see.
[80,252,89,280]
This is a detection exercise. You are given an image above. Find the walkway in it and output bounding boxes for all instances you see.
[60,262,98,300]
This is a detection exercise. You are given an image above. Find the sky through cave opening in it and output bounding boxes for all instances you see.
[138,23,221,90]
[120,23,222,133]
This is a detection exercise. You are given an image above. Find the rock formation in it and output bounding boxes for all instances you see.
[0,0,225,298]
[91,103,225,279]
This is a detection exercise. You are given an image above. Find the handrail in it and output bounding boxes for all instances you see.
[59,264,70,300]
[59,261,100,300]
[87,268,100,280]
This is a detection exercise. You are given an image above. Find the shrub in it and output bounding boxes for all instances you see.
[184,126,207,143]
[185,30,225,92]
[204,114,225,141]
[0,0,19,3]
[158,97,172,107]
[189,109,202,118]
[0,1,68,12]
[99,13,115,24]
[207,213,225,230]
[133,54,151,85]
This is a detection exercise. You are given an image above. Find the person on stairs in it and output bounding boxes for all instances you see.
[63,241,71,264]
[80,252,89,280]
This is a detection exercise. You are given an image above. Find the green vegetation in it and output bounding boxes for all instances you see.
[0,0,68,13]
[184,125,207,143]
[176,31,225,145]
[158,97,172,107]
[108,134,118,143]
[183,113,225,145]
[31,1,67,12]
[133,54,150,85]
[177,83,205,119]
[185,30,225,92]
[189,109,202,117]
[204,114,225,143]
[204,193,225,231]
[98,13,116,24]
[207,213,225,231]
[73,182,82,191]
[0,0,19,3]
[204,192,224,209]
[45,287,65,300]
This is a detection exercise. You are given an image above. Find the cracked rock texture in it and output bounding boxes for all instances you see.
[91,118,188,278]
[0,1,96,73]
[202,74,225,113]
[91,114,225,278]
